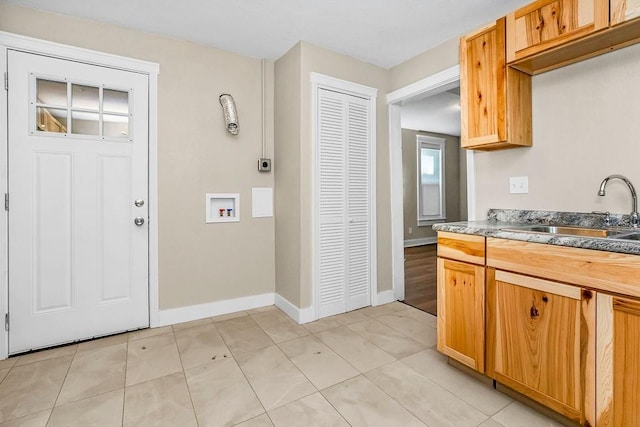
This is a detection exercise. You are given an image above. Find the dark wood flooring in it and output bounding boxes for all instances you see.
[403,244,438,316]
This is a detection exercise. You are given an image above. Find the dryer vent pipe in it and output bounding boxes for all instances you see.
[219,94,239,135]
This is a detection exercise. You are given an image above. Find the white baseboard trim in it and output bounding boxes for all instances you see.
[404,237,437,248]
[375,290,397,306]
[275,293,315,324]
[156,293,276,327]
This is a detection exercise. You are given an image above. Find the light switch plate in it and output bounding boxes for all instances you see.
[509,176,529,194]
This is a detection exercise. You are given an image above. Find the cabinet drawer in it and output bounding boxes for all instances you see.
[486,237,640,297]
[437,232,485,265]
[506,0,609,63]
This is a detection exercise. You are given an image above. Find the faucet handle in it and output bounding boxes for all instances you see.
[592,211,611,226]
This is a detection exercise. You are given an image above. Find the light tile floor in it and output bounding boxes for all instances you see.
[0,302,565,426]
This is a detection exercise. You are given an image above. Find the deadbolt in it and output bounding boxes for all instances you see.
[134,199,145,207]
[134,217,145,226]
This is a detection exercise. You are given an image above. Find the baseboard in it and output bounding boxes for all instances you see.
[375,289,397,306]
[404,237,437,247]
[275,293,315,324]
[156,293,276,327]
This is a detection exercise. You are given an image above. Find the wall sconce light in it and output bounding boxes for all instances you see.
[219,94,239,135]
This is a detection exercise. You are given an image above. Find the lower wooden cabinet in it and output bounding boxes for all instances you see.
[596,293,640,426]
[487,269,595,425]
[437,257,485,372]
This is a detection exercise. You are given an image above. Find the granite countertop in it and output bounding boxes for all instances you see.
[432,209,640,256]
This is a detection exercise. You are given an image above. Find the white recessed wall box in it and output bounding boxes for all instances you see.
[205,193,240,223]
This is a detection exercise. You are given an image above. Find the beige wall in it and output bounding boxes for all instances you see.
[0,3,276,309]
[391,30,640,222]
[474,44,640,218]
[299,42,392,308]
[274,43,302,306]
[389,38,459,92]
[274,41,392,309]
[402,130,464,242]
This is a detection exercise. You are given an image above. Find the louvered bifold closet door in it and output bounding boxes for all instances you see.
[318,89,347,318]
[346,96,371,311]
[317,88,371,318]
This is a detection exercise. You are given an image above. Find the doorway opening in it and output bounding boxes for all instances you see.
[387,65,475,316]
[400,86,466,315]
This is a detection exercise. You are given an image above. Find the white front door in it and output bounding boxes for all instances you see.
[7,50,149,354]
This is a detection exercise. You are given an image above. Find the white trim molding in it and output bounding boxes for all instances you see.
[386,65,460,104]
[310,72,378,320]
[0,31,160,360]
[275,294,315,324]
[375,290,397,306]
[387,65,473,304]
[157,293,276,327]
[404,237,437,248]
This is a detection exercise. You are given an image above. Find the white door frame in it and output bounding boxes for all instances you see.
[310,72,378,320]
[0,31,160,360]
[386,65,476,301]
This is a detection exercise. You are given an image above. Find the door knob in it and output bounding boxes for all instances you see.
[134,217,145,226]
[134,199,145,207]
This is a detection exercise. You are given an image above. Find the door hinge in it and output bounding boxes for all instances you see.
[4,313,8,332]
[3,72,7,91]
[4,194,7,211]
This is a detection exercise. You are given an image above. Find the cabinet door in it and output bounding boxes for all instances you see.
[488,270,595,424]
[437,258,485,372]
[611,0,640,25]
[460,19,506,148]
[506,0,609,63]
[596,294,640,426]
[460,18,531,150]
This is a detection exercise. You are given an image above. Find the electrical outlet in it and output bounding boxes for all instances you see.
[509,176,529,194]
[409,227,413,234]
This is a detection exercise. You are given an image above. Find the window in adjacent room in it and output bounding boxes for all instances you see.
[417,135,445,224]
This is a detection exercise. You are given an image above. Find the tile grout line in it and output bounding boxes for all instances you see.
[214,317,274,425]
[162,328,200,426]
[47,344,79,425]
[121,336,130,427]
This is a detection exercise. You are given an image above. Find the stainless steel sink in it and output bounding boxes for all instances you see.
[501,225,631,238]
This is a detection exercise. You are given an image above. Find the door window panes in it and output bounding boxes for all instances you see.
[36,107,67,133]
[103,89,129,114]
[417,135,446,222]
[33,77,131,140]
[103,114,129,138]
[36,79,67,106]
[71,111,99,136]
[71,84,99,110]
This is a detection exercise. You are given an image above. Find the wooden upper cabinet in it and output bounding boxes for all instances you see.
[506,0,609,63]
[611,0,640,25]
[596,293,640,426]
[460,18,532,150]
[487,269,596,425]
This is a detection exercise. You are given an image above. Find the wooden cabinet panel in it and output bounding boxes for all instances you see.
[487,237,640,298]
[597,294,640,425]
[488,269,595,423]
[437,231,485,265]
[611,0,640,25]
[460,18,532,150]
[437,258,485,372]
[506,0,609,63]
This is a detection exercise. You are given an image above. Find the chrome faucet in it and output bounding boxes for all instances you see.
[598,174,639,227]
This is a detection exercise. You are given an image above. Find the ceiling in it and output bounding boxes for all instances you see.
[5,0,530,69]
[401,88,460,136]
